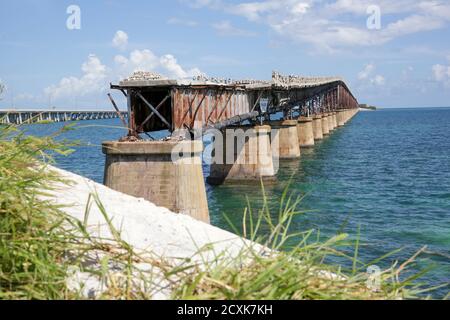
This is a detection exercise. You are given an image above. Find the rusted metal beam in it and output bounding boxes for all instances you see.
[216,88,237,121]
[136,91,171,129]
[190,89,209,128]
[251,90,265,112]
[137,94,171,132]
[206,110,260,132]
[206,89,225,124]
[181,91,199,125]
[107,93,128,129]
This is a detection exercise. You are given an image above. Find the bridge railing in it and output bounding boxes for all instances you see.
[0,111,128,125]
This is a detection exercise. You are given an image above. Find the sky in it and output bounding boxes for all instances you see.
[1,0,450,110]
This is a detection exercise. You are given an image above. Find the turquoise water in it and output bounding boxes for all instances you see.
[23,108,450,297]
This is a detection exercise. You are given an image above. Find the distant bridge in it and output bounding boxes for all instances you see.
[0,110,128,125]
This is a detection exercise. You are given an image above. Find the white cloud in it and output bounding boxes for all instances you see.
[42,30,204,107]
[115,49,159,73]
[229,1,281,21]
[44,54,108,100]
[167,17,198,27]
[292,3,310,14]
[161,54,203,78]
[212,20,256,37]
[112,30,129,50]
[186,0,450,51]
[357,63,385,86]
[432,63,450,85]
[114,49,203,79]
[371,75,385,86]
[358,63,375,80]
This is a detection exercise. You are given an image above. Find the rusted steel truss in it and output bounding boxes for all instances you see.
[111,80,358,136]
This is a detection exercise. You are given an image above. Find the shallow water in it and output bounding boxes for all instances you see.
[23,108,450,297]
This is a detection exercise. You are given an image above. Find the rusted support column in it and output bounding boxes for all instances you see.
[270,120,301,159]
[312,115,323,140]
[208,125,275,185]
[297,116,315,148]
[103,140,210,223]
[322,113,330,136]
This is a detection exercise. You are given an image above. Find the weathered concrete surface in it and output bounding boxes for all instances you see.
[208,125,275,185]
[329,112,336,131]
[321,114,330,136]
[327,113,335,132]
[46,165,262,299]
[297,116,315,148]
[102,140,210,223]
[344,110,350,124]
[313,115,324,140]
[341,110,348,125]
[341,108,359,123]
[336,110,345,127]
[271,120,301,159]
[332,112,338,129]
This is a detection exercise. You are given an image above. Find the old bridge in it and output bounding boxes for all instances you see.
[103,71,360,223]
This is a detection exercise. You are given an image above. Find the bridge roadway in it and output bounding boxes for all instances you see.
[0,110,128,125]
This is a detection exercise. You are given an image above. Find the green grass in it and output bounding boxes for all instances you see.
[0,124,75,299]
[0,123,444,300]
[170,183,437,300]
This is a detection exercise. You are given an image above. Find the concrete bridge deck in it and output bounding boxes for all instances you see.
[0,110,128,125]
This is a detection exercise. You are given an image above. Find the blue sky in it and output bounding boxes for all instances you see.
[1,0,450,110]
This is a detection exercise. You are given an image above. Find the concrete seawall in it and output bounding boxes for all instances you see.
[46,165,259,299]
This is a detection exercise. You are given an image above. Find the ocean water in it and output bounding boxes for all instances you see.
[23,108,450,297]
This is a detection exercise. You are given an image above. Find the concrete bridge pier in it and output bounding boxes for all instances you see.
[341,110,349,124]
[346,109,356,122]
[333,112,338,128]
[343,109,350,123]
[270,120,301,159]
[297,116,315,148]
[348,110,353,121]
[327,112,335,132]
[321,113,330,136]
[208,125,275,185]
[313,115,324,140]
[102,140,210,223]
[337,110,345,126]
